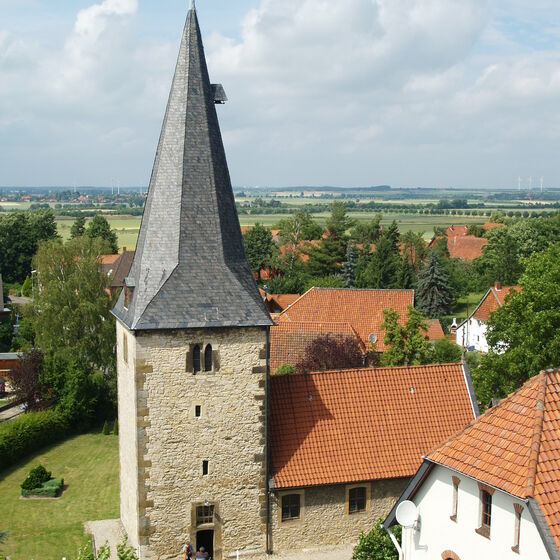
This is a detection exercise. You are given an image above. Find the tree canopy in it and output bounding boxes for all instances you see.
[243,223,275,275]
[416,252,453,317]
[85,215,119,254]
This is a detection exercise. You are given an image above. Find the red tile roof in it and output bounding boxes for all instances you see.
[99,254,120,266]
[270,363,477,489]
[258,289,300,314]
[471,285,521,322]
[426,319,445,340]
[269,321,365,371]
[429,370,560,549]
[447,235,488,260]
[276,288,414,352]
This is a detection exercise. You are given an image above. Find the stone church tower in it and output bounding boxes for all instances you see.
[112,5,272,559]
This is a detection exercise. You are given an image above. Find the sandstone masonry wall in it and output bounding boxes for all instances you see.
[117,320,141,551]
[270,479,408,553]
[129,327,268,560]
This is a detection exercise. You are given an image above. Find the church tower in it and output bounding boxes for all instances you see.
[113,5,272,559]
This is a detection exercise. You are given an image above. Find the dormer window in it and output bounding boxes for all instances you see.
[193,345,201,373]
[123,277,135,309]
[204,344,213,371]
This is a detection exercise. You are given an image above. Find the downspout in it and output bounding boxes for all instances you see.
[383,525,403,560]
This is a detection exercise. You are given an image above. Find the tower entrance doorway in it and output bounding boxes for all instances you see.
[196,529,214,558]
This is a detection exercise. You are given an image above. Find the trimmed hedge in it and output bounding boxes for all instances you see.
[21,477,64,498]
[0,409,69,471]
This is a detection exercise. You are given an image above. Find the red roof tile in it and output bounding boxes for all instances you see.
[472,285,521,321]
[426,319,445,340]
[276,288,414,352]
[269,321,365,371]
[447,235,488,260]
[429,370,560,549]
[270,363,476,488]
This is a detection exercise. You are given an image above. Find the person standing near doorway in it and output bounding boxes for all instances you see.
[183,541,193,560]
[196,546,209,559]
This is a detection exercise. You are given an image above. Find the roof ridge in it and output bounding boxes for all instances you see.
[306,362,464,376]
[526,371,548,498]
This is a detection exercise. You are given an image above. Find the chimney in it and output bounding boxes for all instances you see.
[494,281,502,291]
[450,318,458,334]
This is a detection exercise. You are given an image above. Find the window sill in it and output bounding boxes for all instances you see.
[475,526,490,539]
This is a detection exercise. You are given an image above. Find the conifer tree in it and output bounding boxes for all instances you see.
[415,252,452,317]
[102,420,110,435]
[112,419,119,436]
[341,241,357,288]
[70,216,86,239]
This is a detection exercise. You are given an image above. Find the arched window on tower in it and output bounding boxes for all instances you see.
[193,345,201,373]
[204,344,213,372]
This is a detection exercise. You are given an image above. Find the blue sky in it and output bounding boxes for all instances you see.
[0,0,559,188]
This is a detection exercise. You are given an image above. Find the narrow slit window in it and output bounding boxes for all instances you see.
[451,477,460,521]
[193,345,201,373]
[195,405,201,418]
[122,333,128,365]
[513,505,523,552]
[204,344,213,371]
[481,490,492,529]
[202,460,209,476]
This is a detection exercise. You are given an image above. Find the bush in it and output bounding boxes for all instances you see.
[275,363,297,375]
[102,420,110,435]
[112,419,118,436]
[21,464,51,491]
[353,519,401,560]
[21,477,63,498]
[0,409,69,471]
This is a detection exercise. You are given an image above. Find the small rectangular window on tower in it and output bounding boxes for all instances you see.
[202,460,209,476]
[195,405,201,418]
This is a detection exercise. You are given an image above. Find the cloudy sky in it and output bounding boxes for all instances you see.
[1,0,559,189]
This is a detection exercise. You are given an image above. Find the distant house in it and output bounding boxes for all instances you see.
[275,287,415,354]
[384,369,560,560]
[270,363,478,552]
[100,249,135,297]
[429,225,489,261]
[0,352,22,391]
[456,283,521,352]
[258,288,299,315]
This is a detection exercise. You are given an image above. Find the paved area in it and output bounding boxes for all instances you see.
[84,520,353,560]
[0,405,23,422]
[84,519,125,559]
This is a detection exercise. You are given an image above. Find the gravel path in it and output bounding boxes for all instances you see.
[84,519,125,559]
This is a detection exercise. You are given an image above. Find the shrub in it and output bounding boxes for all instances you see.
[21,477,63,498]
[0,409,69,471]
[275,364,297,375]
[352,519,401,560]
[112,419,118,436]
[21,464,51,491]
[117,536,139,560]
[102,420,110,435]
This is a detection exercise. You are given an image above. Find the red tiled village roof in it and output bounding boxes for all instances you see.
[276,288,414,352]
[270,363,477,489]
[429,370,560,550]
[472,284,521,321]
[269,321,365,371]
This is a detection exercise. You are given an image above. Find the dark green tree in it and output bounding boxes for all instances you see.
[306,203,355,277]
[473,244,560,406]
[21,276,32,297]
[432,338,462,363]
[0,211,58,283]
[356,235,401,289]
[350,214,382,245]
[381,306,433,366]
[276,210,321,271]
[85,215,119,254]
[243,223,275,276]
[474,229,522,286]
[70,216,87,238]
[416,252,453,317]
[341,241,357,288]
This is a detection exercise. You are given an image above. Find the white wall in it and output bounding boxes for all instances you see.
[456,318,489,353]
[404,465,549,560]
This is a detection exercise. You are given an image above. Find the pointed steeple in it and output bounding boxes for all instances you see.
[113,7,271,330]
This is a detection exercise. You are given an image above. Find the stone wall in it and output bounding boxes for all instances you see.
[117,320,140,551]
[270,479,408,553]
[117,325,269,560]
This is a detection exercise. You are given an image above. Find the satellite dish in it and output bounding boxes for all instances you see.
[396,501,418,528]
[368,332,378,345]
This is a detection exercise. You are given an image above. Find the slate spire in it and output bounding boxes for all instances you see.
[113,7,271,330]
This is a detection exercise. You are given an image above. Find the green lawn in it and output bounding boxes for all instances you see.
[443,292,486,323]
[0,432,119,560]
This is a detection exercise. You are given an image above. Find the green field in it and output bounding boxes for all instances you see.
[0,432,119,560]
[57,216,141,250]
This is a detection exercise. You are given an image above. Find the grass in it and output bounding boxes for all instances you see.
[443,292,486,323]
[0,432,119,560]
